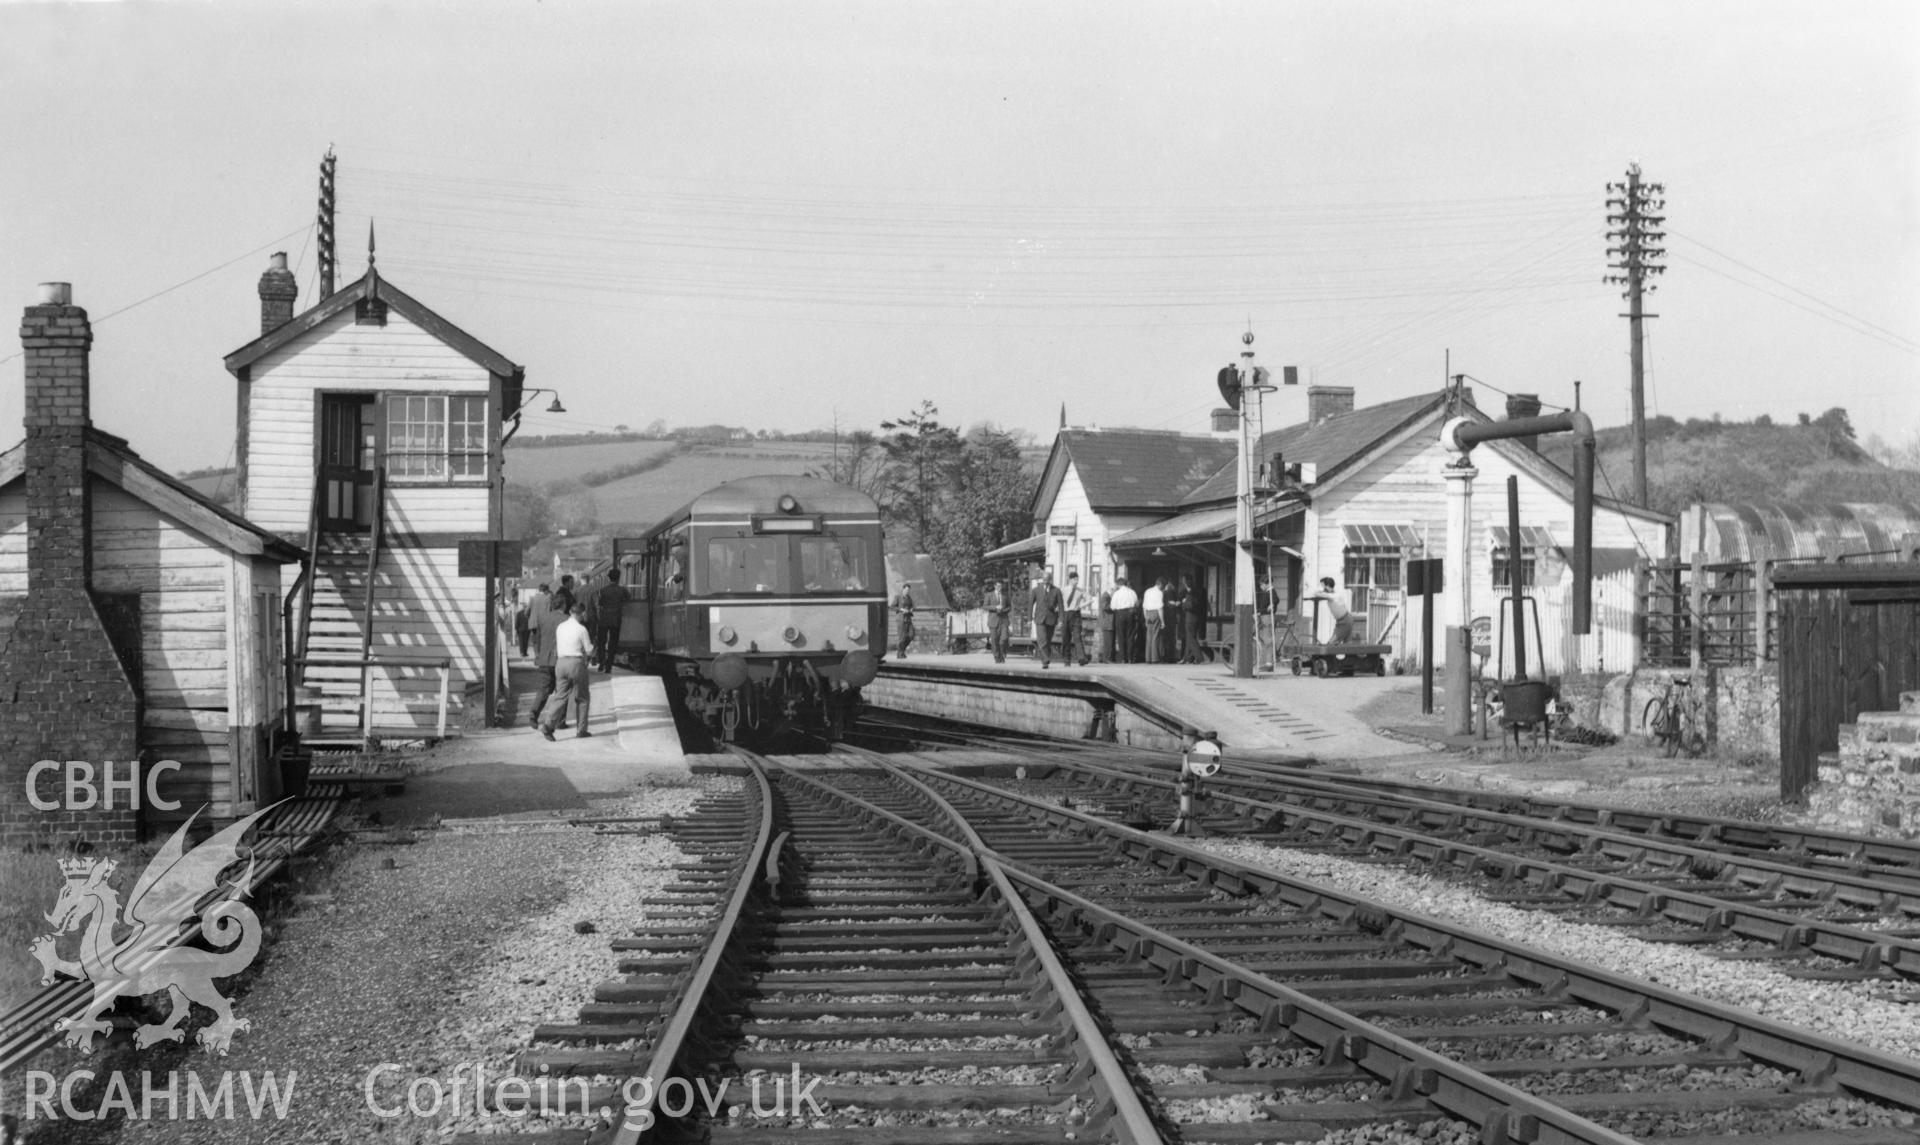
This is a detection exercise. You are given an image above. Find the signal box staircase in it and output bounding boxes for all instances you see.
[295,532,460,749]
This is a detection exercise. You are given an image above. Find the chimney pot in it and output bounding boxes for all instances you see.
[258,253,299,334]
[38,283,71,305]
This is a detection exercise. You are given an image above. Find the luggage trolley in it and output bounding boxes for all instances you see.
[1276,607,1391,678]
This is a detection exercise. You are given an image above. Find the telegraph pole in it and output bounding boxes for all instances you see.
[1606,164,1665,507]
[318,148,338,298]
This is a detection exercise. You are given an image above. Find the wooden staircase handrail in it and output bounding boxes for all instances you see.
[358,468,389,744]
[282,470,330,734]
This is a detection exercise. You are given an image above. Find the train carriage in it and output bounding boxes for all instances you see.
[613,476,886,744]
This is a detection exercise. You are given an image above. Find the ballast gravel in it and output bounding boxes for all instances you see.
[1195,836,1920,1064]
[61,777,737,1145]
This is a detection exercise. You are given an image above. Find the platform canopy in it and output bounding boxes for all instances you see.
[982,533,1047,562]
[1110,499,1305,554]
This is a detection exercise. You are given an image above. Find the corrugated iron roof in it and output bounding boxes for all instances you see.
[1689,502,1920,562]
[1062,430,1239,510]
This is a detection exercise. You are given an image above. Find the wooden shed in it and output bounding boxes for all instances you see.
[1774,562,1920,799]
[0,285,303,843]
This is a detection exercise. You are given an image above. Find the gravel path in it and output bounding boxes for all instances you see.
[17,782,728,1145]
[1196,837,1920,1064]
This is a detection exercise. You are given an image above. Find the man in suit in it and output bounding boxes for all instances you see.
[528,591,570,729]
[1180,575,1207,664]
[591,568,628,672]
[1096,583,1114,663]
[1031,575,1064,668]
[984,580,1011,663]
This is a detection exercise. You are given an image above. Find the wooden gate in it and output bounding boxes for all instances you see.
[1774,563,1920,799]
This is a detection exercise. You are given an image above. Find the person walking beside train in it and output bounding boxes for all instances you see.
[539,603,594,740]
[590,568,628,672]
[984,580,1011,663]
[527,590,560,727]
[518,582,549,657]
[1108,577,1138,664]
[1142,577,1167,664]
[1031,575,1064,668]
[1060,570,1088,667]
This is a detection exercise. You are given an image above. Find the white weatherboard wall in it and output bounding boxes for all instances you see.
[244,305,496,697]
[1307,431,1660,675]
[244,307,492,536]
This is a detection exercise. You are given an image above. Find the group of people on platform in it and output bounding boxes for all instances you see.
[979,572,1210,668]
[513,569,630,741]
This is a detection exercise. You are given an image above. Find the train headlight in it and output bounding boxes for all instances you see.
[778,494,800,513]
[709,653,750,691]
[840,649,878,687]
[717,625,738,646]
[845,623,866,643]
[782,625,802,645]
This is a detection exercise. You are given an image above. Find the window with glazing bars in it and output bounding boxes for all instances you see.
[1341,545,1403,612]
[1491,546,1537,592]
[386,395,488,480]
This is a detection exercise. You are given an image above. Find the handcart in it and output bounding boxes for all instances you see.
[1275,609,1391,677]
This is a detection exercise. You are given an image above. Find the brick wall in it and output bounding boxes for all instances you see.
[0,289,140,848]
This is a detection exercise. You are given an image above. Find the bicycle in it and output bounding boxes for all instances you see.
[1641,675,1707,759]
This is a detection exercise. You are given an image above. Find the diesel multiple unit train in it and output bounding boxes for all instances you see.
[612,476,888,744]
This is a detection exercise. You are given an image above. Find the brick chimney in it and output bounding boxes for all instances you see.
[0,284,141,848]
[1307,385,1354,424]
[1210,408,1238,436]
[259,251,298,334]
[1505,392,1543,452]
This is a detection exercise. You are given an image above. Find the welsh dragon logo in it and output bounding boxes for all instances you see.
[29,805,275,1055]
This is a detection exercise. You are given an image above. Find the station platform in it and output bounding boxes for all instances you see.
[873,649,1413,761]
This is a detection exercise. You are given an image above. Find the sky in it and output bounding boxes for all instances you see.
[1,0,1915,475]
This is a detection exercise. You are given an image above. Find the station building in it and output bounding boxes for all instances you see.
[996,385,1672,675]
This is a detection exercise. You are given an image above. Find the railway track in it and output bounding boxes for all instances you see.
[470,745,1915,1143]
[0,786,346,1076]
[979,745,1920,983]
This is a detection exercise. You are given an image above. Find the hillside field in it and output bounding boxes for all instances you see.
[549,444,840,529]
[504,438,679,486]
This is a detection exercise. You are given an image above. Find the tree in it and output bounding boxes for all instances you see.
[809,428,890,502]
[922,424,1037,607]
[878,401,964,551]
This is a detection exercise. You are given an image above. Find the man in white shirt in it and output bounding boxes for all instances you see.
[1060,570,1087,667]
[1108,578,1139,663]
[1142,578,1167,663]
[539,603,595,739]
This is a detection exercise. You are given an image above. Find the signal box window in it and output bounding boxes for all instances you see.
[387,394,487,480]
[801,539,869,591]
[707,538,784,593]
